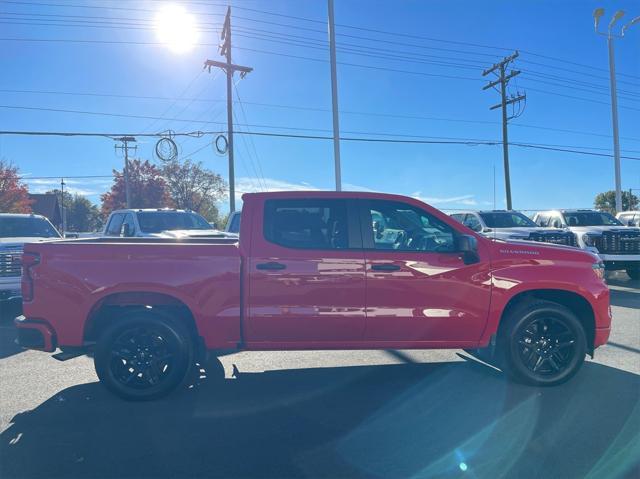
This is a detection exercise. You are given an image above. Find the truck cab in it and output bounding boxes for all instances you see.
[103,208,234,239]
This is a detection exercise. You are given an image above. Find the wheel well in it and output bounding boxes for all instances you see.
[84,292,200,345]
[500,289,596,354]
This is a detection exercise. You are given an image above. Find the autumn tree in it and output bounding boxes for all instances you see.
[594,190,639,215]
[161,159,227,224]
[101,159,171,217]
[47,190,102,232]
[0,160,32,213]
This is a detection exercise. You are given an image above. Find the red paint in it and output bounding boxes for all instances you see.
[19,191,610,355]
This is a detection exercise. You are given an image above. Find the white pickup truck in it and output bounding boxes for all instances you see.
[102,208,236,239]
[0,213,62,308]
[534,209,640,279]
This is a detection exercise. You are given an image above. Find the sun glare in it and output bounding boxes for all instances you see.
[154,4,199,54]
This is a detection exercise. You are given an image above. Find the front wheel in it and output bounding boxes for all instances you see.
[501,300,586,386]
[94,312,194,401]
[627,267,640,280]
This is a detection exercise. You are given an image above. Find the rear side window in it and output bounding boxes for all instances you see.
[264,199,348,249]
[105,213,125,236]
[535,214,549,227]
[463,214,482,232]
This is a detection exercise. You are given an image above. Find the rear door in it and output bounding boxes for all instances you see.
[246,197,366,344]
[360,199,492,343]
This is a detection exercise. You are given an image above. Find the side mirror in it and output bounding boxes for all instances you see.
[627,220,635,227]
[211,223,219,230]
[457,234,479,265]
[373,220,384,236]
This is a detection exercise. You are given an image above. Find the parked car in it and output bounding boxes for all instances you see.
[450,210,577,246]
[103,208,235,239]
[225,210,241,235]
[0,213,61,308]
[17,191,610,400]
[533,209,640,279]
[617,211,640,227]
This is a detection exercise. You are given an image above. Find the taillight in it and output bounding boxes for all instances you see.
[21,252,40,302]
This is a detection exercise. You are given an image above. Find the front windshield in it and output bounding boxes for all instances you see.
[0,216,61,238]
[562,212,622,227]
[137,212,212,233]
[479,212,537,228]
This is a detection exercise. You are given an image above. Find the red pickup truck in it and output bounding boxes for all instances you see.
[16,191,611,400]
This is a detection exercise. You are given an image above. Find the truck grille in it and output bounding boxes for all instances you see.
[593,231,640,254]
[528,232,577,247]
[0,246,23,278]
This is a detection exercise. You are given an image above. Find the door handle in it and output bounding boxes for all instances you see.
[371,264,401,272]
[256,262,287,271]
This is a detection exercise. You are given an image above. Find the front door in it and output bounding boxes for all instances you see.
[246,197,366,344]
[361,199,492,344]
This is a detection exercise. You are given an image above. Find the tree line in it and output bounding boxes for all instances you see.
[0,158,228,232]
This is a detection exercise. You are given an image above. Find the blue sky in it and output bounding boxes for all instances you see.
[1,0,639,213]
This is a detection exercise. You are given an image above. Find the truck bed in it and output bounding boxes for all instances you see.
[22,239,243,349]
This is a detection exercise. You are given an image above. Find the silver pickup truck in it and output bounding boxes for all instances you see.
[0,213,62,309]
[534,209,640,279]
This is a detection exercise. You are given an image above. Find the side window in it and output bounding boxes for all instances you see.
[535,214,549,227]
[122,214,136,237]
[105,213,125,236]
[450,214,465,224]
[551,215,565,228]
[463,214,482,232]
[264,199,348,250]
[367,200,455,252]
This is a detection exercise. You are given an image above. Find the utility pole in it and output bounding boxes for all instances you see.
[114,136,137,208]
[482,51,526,211]
[205,6,253,213]
[60,177,65,236]
[327,0,342,191]
[593,9,640,214]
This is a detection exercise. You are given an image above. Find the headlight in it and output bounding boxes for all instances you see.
[582,233,601,247]
[592,262,605,280]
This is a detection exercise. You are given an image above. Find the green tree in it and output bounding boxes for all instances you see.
[161,159,227,224]
[594,190,639,214]
[48,190,102,232]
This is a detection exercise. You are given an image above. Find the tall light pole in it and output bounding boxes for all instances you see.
[593,8,640,213]
[327,0,342,191]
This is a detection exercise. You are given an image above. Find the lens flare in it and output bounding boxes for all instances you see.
[154,4,199,53]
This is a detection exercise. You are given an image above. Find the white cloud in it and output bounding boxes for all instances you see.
[23,178,112,197]
[411,191,478,206]
[235,177,320,199]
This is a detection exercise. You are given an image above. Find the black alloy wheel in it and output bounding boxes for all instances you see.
[95,312,194,400]
[502,300,587,386]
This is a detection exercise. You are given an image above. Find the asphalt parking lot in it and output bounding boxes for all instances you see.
[0,274,638,479]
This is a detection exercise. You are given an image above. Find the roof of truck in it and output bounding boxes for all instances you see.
[0,213,47,219]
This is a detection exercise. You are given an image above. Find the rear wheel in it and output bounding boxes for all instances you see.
[501,300,586,386]
[626,267,640,280]
[94,312,194,401]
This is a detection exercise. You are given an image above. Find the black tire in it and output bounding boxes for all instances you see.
[500,300,587,387]
[626,267,640,280]
[94,311,194,401]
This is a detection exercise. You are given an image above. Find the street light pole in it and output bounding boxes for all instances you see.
[607,30,622,214]
[593,8,639,214]
[327,0,342,191]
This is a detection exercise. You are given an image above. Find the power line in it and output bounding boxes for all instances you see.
[3,129,640,161]
[3,87,640,143]
[5,0,640,81]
